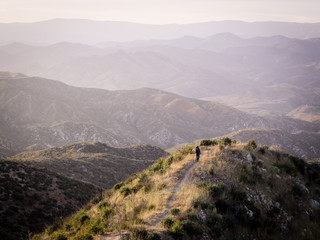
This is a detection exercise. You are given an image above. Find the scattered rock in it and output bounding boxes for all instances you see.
[246,154,253,162]
[311,199,320,209]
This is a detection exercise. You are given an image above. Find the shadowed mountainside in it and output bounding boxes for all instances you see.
[0,159,102,240]
[1,141,167,239]
[11,142,167,189]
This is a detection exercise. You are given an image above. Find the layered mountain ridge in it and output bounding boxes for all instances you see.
[1,73,318,159]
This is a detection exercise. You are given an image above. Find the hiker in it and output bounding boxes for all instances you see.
[196,146,201,161]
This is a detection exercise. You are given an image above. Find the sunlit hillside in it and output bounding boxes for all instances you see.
[34,139,320,240]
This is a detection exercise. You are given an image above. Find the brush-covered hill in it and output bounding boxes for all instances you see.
[1,142,166,240]
[11,142,167,189]
[224,128,320,160]
[0,72,318,156]
[35,139,320,240]
[0,159,102,240]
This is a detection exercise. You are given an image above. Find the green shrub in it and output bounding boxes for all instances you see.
[129,227,148,240]
[53,233,68,240]
[215,199,232,214]
[148,232,161,240]
[274,160,297,175]
[120,187,132,197]
[180,145,194,155]
[170,208,180,216]
[88,219,103,234]
[169,222,186,240]
[113,182,124,190]
[181,220,202,237]
[141,182,152,193]
[102,207,113,219]
[162,217,174,229]
[77,212,90,225]
[200,139,218,146]
[97,201,110,210]
[245,139,257,150]
[206,183,226,198]
[193,198,209,209]
[292,184,304,197]
[46,223,59,235]
[150,158,171,173]
[148,204,156,211]
[74,233,93,240]
[290,156,305,175]
[231,188,248,204]
[219,137,232,146]
[207,210,223,237]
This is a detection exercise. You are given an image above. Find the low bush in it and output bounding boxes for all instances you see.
[53,233,68,240]
[245,139,257,150]
[74,233,93,240]
[200,139,218,146]
[170,208,180,216]
[87,219,104,234]
[113,182,124,190]
[169,221,186,240]
[102,207,113,219]
[219,137,232,146]
[97,201,110,210]
[290,156,305,175]
[148,232,161,240]
[120,187,132,197]
[206,183,226,198]
[274,160,297,175]
[162,217,174,229]
[129,227,148,240]
[193,198,209,209]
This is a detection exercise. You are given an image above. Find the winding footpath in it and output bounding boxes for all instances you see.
[100,159,199,239]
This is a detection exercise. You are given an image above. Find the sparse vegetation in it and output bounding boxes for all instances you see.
[28,140,320,240]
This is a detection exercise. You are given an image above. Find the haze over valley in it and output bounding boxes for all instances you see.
[1,2,320,238]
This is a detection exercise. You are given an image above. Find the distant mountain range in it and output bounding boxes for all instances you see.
[0,34,319,117]
[0,72,319,159]
[1,19,320,44]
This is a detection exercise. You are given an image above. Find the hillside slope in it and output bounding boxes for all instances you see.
[11,142,167,189]
[1,73,318,156]
[0,159,102,240]
[224,128,320,160]
[35,139,320,240]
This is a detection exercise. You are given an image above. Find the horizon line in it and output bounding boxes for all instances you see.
[1,18,320,25]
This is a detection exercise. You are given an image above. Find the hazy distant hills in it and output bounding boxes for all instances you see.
[1,19,320,44]
[1,73,319,159]
[0,34,319,117]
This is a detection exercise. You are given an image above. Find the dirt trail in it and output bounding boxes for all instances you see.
[99,159,199,239]
[149,160,198,227]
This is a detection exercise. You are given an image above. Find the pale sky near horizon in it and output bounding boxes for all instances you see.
[0,0,320,24]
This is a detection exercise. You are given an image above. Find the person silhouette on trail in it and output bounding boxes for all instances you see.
[196,146,201,161]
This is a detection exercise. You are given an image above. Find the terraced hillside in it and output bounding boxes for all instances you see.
[35,139,320,240]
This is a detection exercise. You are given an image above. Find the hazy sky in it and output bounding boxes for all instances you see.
[1,0,320,24]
